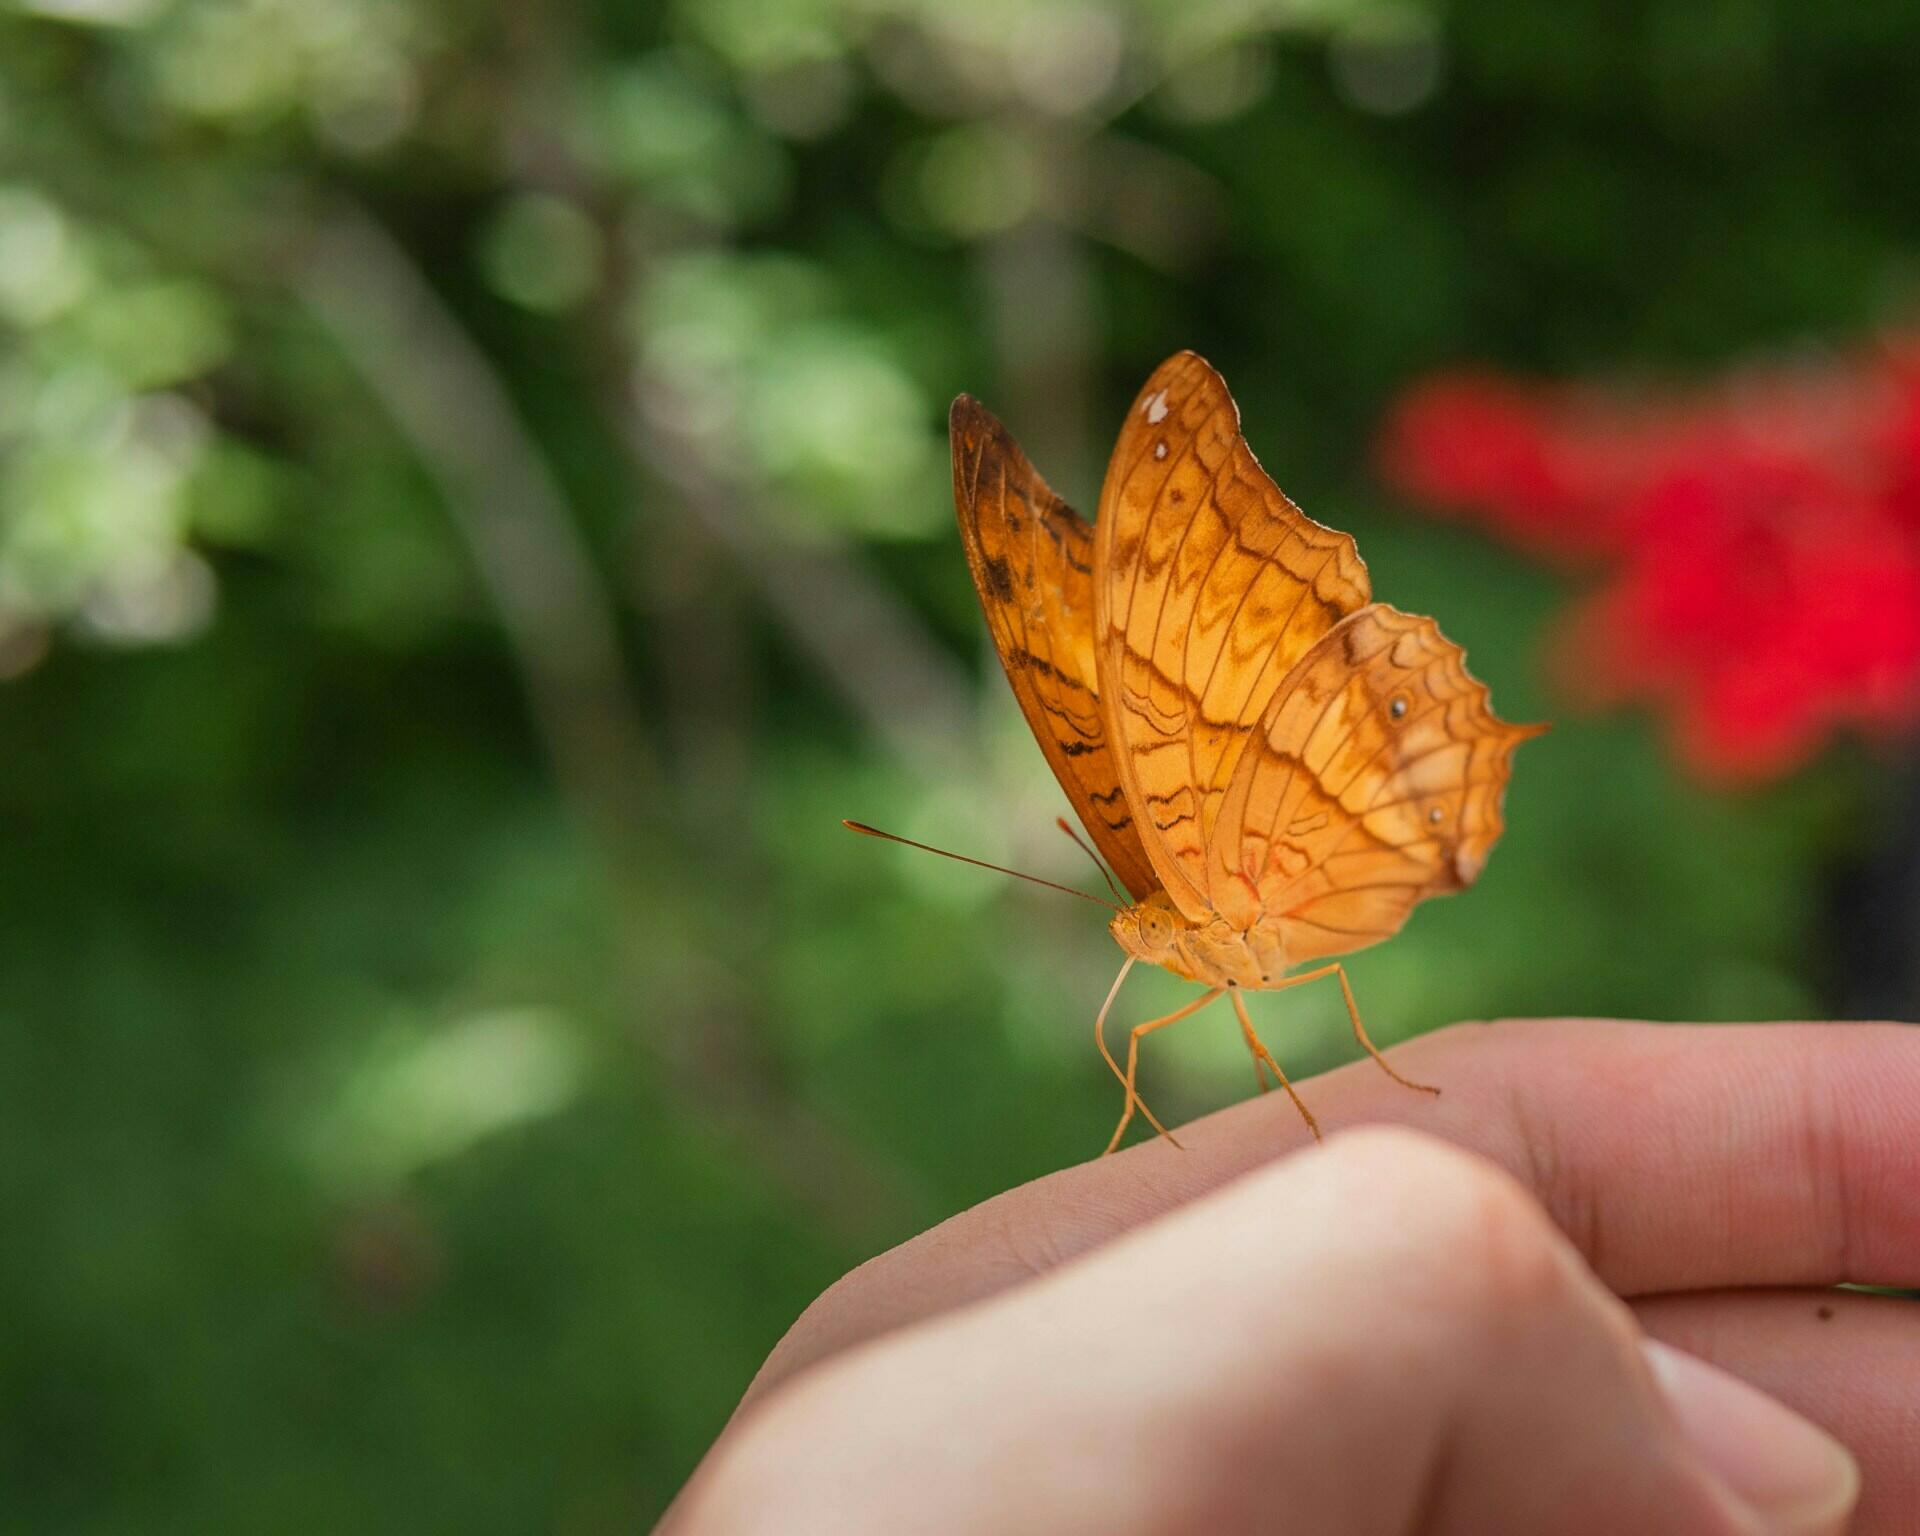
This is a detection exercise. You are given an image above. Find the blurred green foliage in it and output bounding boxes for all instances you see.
[1,0,1914,1527]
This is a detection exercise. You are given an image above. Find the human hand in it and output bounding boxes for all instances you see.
[664,1019,1919,1534]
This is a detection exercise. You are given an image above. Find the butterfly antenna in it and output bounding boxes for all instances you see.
[1054,817,1124,903]
[842,820,1121,912]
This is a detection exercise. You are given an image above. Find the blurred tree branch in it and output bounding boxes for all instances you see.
[626,377,979,783]
[288,196,929,1245]
[290,200,661,855]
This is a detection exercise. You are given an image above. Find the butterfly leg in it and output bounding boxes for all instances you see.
[1093,955,1185,1149]
[1327,963,1439,1097]
[1099,986,1225,1156]
[1093,956,1173,1149]
[1274,963,1441,1097]
[1227,985,1322,1142]
[1092,956,1136,1091]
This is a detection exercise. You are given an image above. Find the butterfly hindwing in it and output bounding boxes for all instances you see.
[1093,351,1373,920]
[950,396,1161,902]
[1211,603,1544,955]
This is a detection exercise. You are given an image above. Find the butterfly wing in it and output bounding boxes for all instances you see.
[1211,603,1544,956]
[951,395,1162,902]
[1093,351,1372,920]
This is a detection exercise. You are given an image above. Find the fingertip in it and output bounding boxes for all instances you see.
[1642,1340,1859,1536]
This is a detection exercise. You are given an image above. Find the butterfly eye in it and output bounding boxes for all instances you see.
[1389,696,1408,720]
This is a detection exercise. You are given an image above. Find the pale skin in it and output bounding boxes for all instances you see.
[660,1019,1920,1534]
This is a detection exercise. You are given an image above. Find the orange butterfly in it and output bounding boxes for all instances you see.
[861,352,1544,1152]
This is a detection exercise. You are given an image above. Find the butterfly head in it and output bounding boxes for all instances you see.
[1109,891,1187,967]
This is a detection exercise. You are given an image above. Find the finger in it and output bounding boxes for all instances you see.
[682,1131,1851,1536]
[1636,1289,1920,1536]
[751,1018,1920,1399]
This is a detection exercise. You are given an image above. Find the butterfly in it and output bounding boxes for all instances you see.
[862,351,1543,1152]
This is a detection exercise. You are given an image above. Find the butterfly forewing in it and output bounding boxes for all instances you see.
[1093,351,1372,921]
[1211,604,1543,957]
[950,396,1161,901]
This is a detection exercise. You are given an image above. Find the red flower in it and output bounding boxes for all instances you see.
[1378,339,1920,780]
[1376,375,1598,553]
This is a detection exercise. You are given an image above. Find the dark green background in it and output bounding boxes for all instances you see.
[2,1,1911,1528]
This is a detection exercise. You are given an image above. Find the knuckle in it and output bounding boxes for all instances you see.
[1451,1169,1577,1317]
[1333,1128,1574,1318]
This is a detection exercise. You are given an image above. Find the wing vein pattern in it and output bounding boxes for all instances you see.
[1213,603,1544,955]
[1093,351,1372,920]
[956,353,1540,973]
[950,396,1160,902]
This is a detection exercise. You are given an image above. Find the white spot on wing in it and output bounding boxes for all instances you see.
[1144,389,1169,424]
[1153,440,1167,459]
